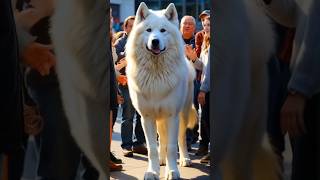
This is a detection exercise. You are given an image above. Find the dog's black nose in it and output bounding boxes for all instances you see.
[152,39,159,47]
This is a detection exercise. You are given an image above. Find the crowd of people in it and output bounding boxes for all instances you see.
[109,8,212,171]
[1,0,211,178]
[2,0,320,179]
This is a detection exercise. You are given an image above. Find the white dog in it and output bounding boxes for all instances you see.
[125,3,197,180]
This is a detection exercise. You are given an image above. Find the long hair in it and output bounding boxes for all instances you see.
[202,16,210,54]
[202,33,210,54]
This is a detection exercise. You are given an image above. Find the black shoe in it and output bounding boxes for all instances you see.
[110,152,122,164]
[195,146,208,156]
[122,148,133,157]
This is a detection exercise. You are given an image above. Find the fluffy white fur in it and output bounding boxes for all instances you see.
[50,0,108,179]
[126,3,197,180]
[212,0,280,179]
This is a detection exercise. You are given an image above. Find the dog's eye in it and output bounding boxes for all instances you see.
[160,29,166,33]
[146,28,152,32]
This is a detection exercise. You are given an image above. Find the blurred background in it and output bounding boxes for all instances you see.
[110,0,211,32]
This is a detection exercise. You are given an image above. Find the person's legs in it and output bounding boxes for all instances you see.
[132,113,147,155]
[29,85,81,180]
[199,92,211,163]
[133,113,146,146]
[119,86,135,150]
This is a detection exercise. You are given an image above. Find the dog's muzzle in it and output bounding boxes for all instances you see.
[146,45,166,55]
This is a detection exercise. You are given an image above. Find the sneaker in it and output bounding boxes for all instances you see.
[133,145,148,155]
[200,154,210,164]
[122,148,133,157]
[195,146,208,156]
[110,152,122,164]
[109,161,123,171]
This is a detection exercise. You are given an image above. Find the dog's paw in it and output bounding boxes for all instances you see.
[179,158,192,167]
[165,170,180,180]
[144,171,159,180]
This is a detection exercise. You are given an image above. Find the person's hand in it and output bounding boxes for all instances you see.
[21,42,56,76]
[119,58,127,67]
[198,91,206,106]
[117,94,124,104]
[115,58,127,71]
[117,75,127,86]
[185,45,197,61]
[280,92,307,137]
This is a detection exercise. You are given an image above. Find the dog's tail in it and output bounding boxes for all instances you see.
[252,137,281,180]
[187,105,198,129]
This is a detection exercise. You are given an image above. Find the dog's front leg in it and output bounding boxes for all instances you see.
[165,115,180,180]
[157,121,167,166]
[141,117,160,180]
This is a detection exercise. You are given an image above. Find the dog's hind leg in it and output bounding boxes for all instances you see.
[178,114,192,167]
[141,117,160,180]
[157,120,167,166]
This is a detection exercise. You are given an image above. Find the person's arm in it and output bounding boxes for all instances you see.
[200,51,210,93]
[288,0,320,98]
[257,0,297,28]
[198,51,210,106]
[281,0,320,137]
[192,57,203,71]
[114,37,125,57]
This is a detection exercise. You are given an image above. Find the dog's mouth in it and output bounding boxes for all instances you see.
[146,45,166,55]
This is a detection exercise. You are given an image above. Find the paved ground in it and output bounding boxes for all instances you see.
[110,116,211,180]
[110,108,292,180]
[19,107,292,180]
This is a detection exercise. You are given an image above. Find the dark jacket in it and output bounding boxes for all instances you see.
[0,0,25,153]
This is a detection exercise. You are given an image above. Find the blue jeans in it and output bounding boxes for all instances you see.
[119,85,145,149]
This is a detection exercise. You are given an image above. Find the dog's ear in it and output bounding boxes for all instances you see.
[135,2,150,25]
[164,3,179,26]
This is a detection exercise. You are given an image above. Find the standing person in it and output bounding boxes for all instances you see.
[1,1,25,179]
[194,10,211,156]
[267,23,295,179]
[114,16,147,157]
[195,10,210,58]
[108,7,123,171]
[180,15,200,151]
[189,16,211,163]
[1,0,56,179]
[259,0,320,179]
[16,0,101,179]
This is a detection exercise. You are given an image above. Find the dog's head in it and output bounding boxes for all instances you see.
[130,2,181,56]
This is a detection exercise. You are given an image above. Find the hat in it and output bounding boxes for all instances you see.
[199,10,210,19]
